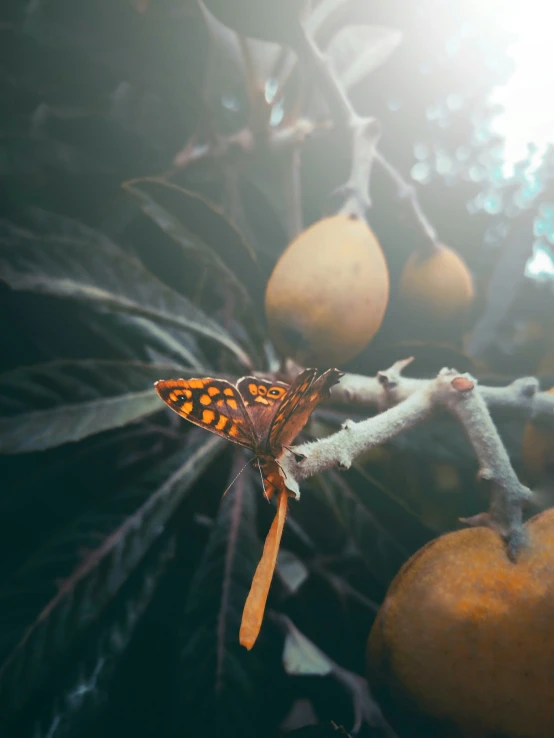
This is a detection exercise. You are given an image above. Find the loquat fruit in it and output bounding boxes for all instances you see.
[399,245,474,338]
[367,508,554,738]
[265,214,389,366]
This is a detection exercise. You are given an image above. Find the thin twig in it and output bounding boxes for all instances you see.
[283,146,304,240]
[329,361,549,419]
[170,118,322,174]
[374,150,439,251]
[294,17,439,239]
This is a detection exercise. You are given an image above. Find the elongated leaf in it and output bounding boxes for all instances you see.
[0,209,251,367]
[0,430,224,713]
[122,178,257,308]
[81,309,208,369]
[0,359,187,454]
[4,536,176,738]
[314,472,408,587]
[180,458,265,738]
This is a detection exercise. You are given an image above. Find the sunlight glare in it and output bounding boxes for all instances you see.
[525,243,554,280]
[490,0,554,178]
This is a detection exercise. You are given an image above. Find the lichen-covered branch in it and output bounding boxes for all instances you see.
[280,362,537,558]
[329,359,552,420]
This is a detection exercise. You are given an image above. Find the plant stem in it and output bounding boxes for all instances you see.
[294,17,439,241]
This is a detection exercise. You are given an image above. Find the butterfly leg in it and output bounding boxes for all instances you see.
[259,459,285,502]
[282,446,306,462]
[262,473,279,501]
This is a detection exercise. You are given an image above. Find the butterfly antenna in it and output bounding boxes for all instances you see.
[221,456,256,498]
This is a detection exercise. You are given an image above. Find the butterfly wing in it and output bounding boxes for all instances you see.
[267,368,343,453]
[154,377,257,450]
[236,376,289,441]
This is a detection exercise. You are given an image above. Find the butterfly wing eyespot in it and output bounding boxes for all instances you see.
[236,376,291,442]
[154,378,257,450]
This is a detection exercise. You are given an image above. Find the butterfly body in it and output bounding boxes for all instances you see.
[154,368,343,498]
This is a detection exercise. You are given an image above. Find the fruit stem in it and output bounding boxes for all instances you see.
[294,23,376,216]
[374,150,441,253]
[294,20,440,246]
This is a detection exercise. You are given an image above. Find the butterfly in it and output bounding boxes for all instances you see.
[154,368,343,497]
[154,367,343,650]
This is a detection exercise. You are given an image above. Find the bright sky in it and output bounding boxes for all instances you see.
[490,0,554,177]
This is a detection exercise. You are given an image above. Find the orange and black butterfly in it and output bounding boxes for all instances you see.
[154,368,343,497]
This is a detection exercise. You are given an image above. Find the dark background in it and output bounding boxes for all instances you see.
[1,1,553,737]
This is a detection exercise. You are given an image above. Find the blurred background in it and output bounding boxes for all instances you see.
[1,1,554,737]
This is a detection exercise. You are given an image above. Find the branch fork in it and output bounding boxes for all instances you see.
[281,360,536,559]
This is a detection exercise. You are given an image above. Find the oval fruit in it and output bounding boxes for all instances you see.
[399,244,474,336]
[265,214,389,366]
[367,508,554,738]
[522,387,554,486]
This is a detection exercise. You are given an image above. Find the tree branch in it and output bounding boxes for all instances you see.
[294,16,439,238]
[280,362,540,558]
[329,359,551,419]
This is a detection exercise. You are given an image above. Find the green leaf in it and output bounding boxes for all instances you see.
[0,359,186,454]
[314,471,409,586]
[122,178,258,309]
[0,209,251,368]
[180,457,265,738]
[0,430,225,713]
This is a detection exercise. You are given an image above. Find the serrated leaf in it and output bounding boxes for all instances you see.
[0,209,251,368]
[315,472,408,586]
[0,429,224,713]
[0,360,187,454]
[122,178,260,309]
[180,458,264,737]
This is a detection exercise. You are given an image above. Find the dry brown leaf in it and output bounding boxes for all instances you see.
[240,488,289,649]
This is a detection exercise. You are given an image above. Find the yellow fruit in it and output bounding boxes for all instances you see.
[522,387,554,486]
[367,508,554,738]
[265,214,389,366]
[399,245,474,333]
[202,0,310,45]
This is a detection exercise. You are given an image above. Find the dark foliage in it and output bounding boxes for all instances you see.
[1,2,552,737]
